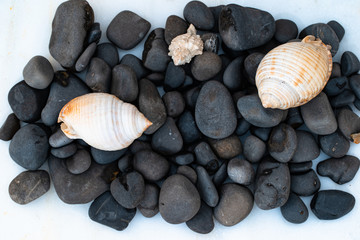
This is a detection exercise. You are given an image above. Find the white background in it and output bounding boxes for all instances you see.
[0,0,360,239]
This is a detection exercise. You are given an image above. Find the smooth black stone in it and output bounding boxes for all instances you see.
[91,147,126,165]
[223,56,245,90]
[146,73,164,86]
[178,75,194,91]
[330,90,355,108]
[85,22,101,45]
[75,42,97,72]
[280,193,308,224]
[120,54,149,80]
[110,171,145,209]
[142,28,170,72]
[129,140,152,154]
[66,149,91,174]
[349,74,360,99]
[208,135,242,160]
[237,94,284,128]
[171,152,195,166]
[201,33,219,53]
[9,124,49,170]
[311,190,355,220]
[138,78,167,134]
[133,150,169,182]
[300,92,337,135]
[111,64,138,102]
[89,191,136,231]
[327,20,345,42]
[9,170,50,205]
[85,57,111,92]
[255,157,290,210]
[289,161,313,174]
[117,154,133,173]
[319,131,350,158]
[178,110,201,144]
[159,174,201,224]
[243,135,266,163]
[49,0,94,68]
[212,54,232,82]
[164,15,188,45]
[8,81,49,123]
[49,127,73,148]
[162,91,185,118]
[291,170,320,196]
[195,80,237,139]
[49,155,116,204]
[41,72,90,126]
[337,108,360,141]
[286,107,304,129]
[177,165,197,184]
[268,123,297,163]
[214,183,253,226]
[186,201,214,234]
[94,42,119,68]
[341,51,360,76]
[291,130,319,163]
[244,52,264,85]
[191,52,222,81]
[213,161,228,187]
[331,62,342,78]
[183,1,214,30]
[51,142,77,159]
[219,4,275,51]
[23,55,54,89]
[164,62,186,91]
[209,5,224,32]
[139,183,159,209]
[107,10,150,50]
[251,126,272,142]
[196,166,219,207]
[227,158,254,185]
[0,113,20,141]
[324,76,348,97]
[274,19,298,43]
[299,23,339,56]
[235,118,251,136]
[194,141,218,166]
[151,117,183,155]
[317,155,360,184]
[183,86,200,109]
[138,206,159,218]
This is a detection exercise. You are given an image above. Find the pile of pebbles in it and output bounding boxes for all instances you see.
[2,0,360,234]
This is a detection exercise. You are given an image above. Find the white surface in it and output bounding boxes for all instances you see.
[0,0,360,239]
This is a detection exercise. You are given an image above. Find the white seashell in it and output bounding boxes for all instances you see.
[58,93,152,151]
[168,24,203,66]
[255,35,333,110]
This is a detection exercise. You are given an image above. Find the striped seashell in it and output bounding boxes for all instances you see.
[256,35,333,109]
[58,93,152,151]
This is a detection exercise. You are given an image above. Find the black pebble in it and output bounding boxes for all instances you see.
[133,149,169,182]
[324,76,349,97]
[118,154,133,173]
[183,86,200,109]
[164,62,185,91]
[291,170,320,196]
[171,152,195,166]
[183,1,214,30]
[330,90,355,108]
[341,51,360,76]
[227,158,255,185]
[75,42,97,72]
[111,64,138,102]
[327,20,345,42]
[51,142,77,159]
[196,166,219,207]
[49,127,73,148]
[163,91,185,117]
[319,131,350,158]
[178,110,201,144]
[139,183,159,210]
[244,52,264,85]
[286,107,304,129]
[94,42,119,68]
[331,62,342,78]
[337,108,360,141]
[291,130,320,163]
[213,161,228,187]
[120,54,149,80]
[186,201,214,234]
[268,123,297,163]
[289,161,313,174]
[91,147,127,165]
[85,22,101,45]
[164,15,188,45]
[191,52,222,81]
[243,135,266,163]
[280,193,308,224]
[274,19,298,43]
[129,140,152,154]
[0,113,20,141]
[223,56,245,91]
[236,118,251,136]
[85,57,111,93]
[194,141,218,167]
[251,126,272,142]
[349,74,360,99]
[23,55,54,89]
[66,149,92,175]
[177,165,197,184]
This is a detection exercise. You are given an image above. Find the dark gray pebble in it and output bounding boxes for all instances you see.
[191,52,222,81]
[75,42,97,72]
[223,56,245,90]
[324,76,349,97]
[208,135,242,160]
[243,135,266,163]
[319,131,350,158]
[85,57,111,92]
[183,86,200,109]
[291,170,320,196]
[337,108,360,141]
[120,54,149,80]
[66,149,92,174]
[201,33,219,53]
[196,166,219,207]
[0,113,20,141]
[183,1,214,30]
[129,140,152,154]
[49,127,73,148]
[331,62,342,78]
[327,20,345,42]
[341,51,360,76]
[85,22,101,45]
[164,62,185,91]
[111,64,138,102]
[51,142,77,159]
[330,89,355,108]
[286,107,303,129]
[177,110,201,144]
[291,130,319,163]
[91,147,126,165]
[117,154,133,173]
[213,161,228,187]
[268,123,297,163]
[23,55,54,89]
[236,118,251,136]
[139,183,159,210]
[162,91,185,117]
[194,141,218,167]
[138,206,159,218]
[274,19,298,43]
[177,165,197,184]
[146,72,164,86]
[251,126,272,142]
[186,201,214,234]
[280,192,308,224]
[289,161,313,174]
[133,150,169,182]
[164,15,188,45]
[244,52,264,85]
[171,152,194,166]
[227,158,255,185]
[94,42,119,68]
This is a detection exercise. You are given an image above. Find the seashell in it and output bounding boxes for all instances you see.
[58,93,152,151]
[168,24,203,66]
[351,133,360,144]
[255,35,333,109]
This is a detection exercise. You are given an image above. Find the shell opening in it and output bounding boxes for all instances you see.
[60,122,79,139]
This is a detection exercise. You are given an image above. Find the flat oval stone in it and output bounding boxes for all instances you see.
[66,149,92,174]
[291,170,320,196]
[91,147,127,165]
[191,52,222,81]
[300,92,337,135]
[291,130,320,163]
[133,150,169,182]
[337,108,360,141]
[162,91,185,117]
[120,54,149,80]
[319,131,350,158]
[219,4,275,51]
[214,183,253,226]
[311,190,355,220]
[268,123,297,163]
[177,110,201,144]
[9,170,50,205]
[111,64,138,102]
[330,90,355,108]
[110,171,145,209]
[51,142,77,159]
[0,113,20,141]
[159,174,201,224]
[255,157,290,210]
[243,135,266,163]
[49,127,73,148]
[9,124,49,170]
[23,56,54,89]
[164,15,188,45]
[89,191,136,231]
[208,135,242,160]
[223,56,245,90]
[139,183,159,210]
[196,166,219,207]
[289,161,313,174]
[280,192,308,224]
[327,20,345,41]
[237,94,284,128]
[107,10,150,50]
[317,155,360,184]
[177,165,197,184]
[274,19,298,43]
[186,201,214,234]
[94,42,119,68]
[227,158,255,185]
[49,0,94,68]
[8,81,49,123]
[183,1,214,30]
[75,42,97,72]
[195,80,237,139]
[85,57,111,93]
[341,51,360,76]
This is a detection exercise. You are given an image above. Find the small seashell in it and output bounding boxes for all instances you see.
[256,35,333,109]
[168,24,203,66]
[58,93,152,151]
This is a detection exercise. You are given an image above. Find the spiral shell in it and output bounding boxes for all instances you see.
[256,35,333,109]
[58,93,152,151]
[168,24,203,66]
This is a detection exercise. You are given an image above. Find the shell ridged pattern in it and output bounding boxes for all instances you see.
[58,93,152,151]
[255,35,333,109]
